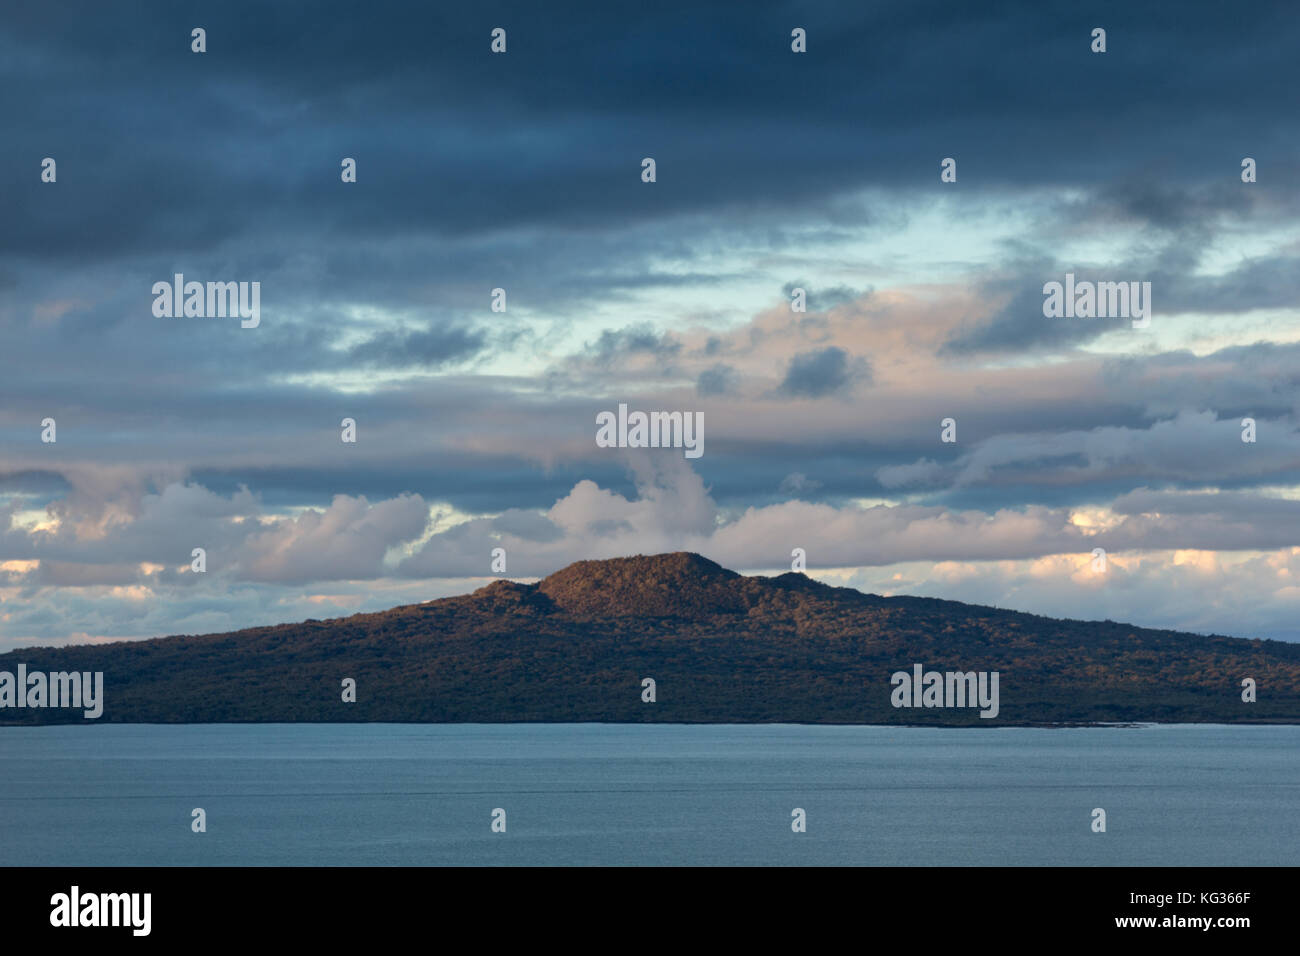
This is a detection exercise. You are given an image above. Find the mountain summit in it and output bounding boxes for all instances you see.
[538,552,744,617]
[2,553,1297,725]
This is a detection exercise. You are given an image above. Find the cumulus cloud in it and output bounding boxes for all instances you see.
[827,548,1300,642]
[239,493,430,584]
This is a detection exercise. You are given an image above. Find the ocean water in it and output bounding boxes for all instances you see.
[0,723,1295,866]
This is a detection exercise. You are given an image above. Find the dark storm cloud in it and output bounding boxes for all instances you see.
[943,267,1132,354]
[3,0,1298,269]
[348,324,487,368]
[777,347,863,397]
[4,0,1297,381]
[586,324,682,360]
[695,363,737,396]
[944,248,1300,355]
[1068,180,1259,232]
[1111,488,1300,519]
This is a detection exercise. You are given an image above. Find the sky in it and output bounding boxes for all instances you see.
[2,0,1300,648]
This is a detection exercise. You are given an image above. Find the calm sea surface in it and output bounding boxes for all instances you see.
[1,723,1295,866]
